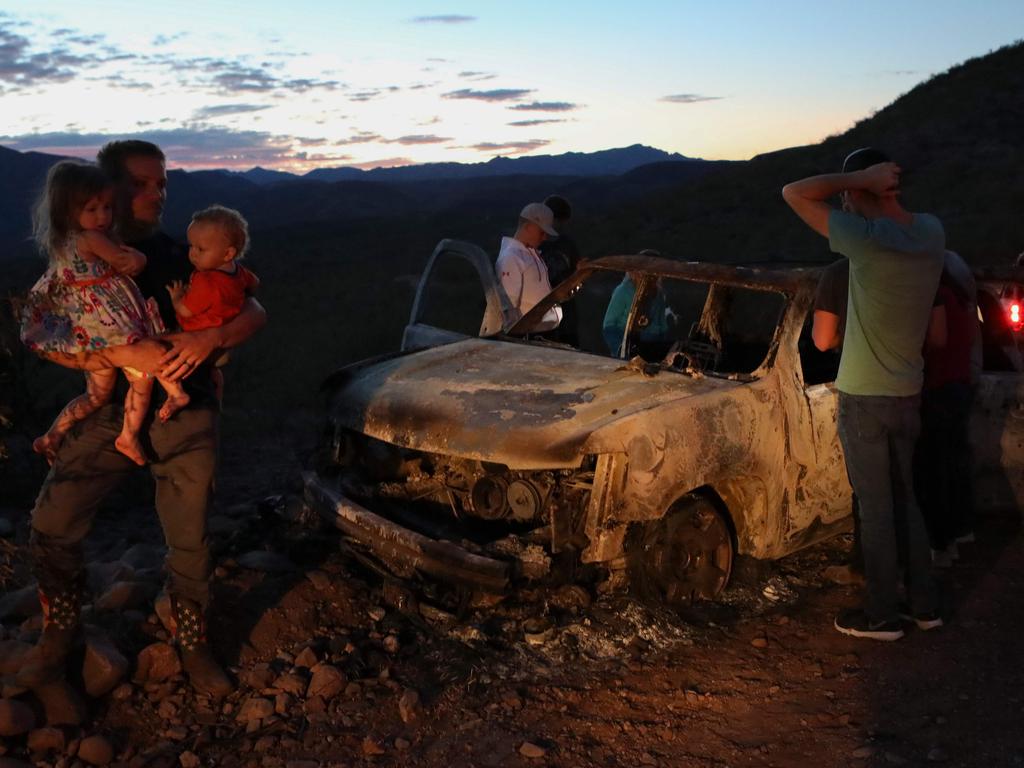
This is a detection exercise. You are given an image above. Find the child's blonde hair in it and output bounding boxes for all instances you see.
[190,205,249,257]
[33,161,114,254]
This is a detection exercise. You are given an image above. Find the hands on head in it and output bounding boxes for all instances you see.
[859,162,901,198]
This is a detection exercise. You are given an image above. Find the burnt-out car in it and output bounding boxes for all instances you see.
[305,241,1024,604]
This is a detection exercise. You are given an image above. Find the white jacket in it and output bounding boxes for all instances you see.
[496,236,562,332]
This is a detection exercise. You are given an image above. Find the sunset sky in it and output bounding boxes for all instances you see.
[2,1,1022,172]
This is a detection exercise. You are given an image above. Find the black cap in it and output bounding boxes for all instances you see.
[841,147,890,173]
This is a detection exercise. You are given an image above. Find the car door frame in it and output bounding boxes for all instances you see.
[401,238,516,352]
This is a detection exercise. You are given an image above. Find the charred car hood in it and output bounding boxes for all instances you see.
[328,338,741,469]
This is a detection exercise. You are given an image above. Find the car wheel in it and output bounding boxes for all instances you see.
[629,495,734,604]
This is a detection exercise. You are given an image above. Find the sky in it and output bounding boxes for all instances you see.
[1,1,1022,173]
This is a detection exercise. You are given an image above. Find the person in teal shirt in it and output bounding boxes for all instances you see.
[783,147,944,642]
[602,272,672,357]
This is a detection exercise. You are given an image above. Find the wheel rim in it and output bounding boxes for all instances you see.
[638,498,733,603]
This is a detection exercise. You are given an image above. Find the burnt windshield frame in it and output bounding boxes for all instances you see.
[508,256,796,380]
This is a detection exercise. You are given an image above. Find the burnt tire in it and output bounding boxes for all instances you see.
[627,495,734,605]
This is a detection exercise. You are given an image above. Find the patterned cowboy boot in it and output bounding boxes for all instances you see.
[9,587,82,689]
[170,596,234,698]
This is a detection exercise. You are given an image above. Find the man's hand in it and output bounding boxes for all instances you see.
[159,328,222,381]
[119,246,147,277]
[166,279,187,304]
[858,162,901,198]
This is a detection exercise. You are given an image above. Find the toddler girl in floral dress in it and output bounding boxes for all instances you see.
[20,161,187,466]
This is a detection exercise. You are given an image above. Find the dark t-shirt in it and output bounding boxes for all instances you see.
[123,231,218,411]
[538,234,581,288]
[814,258,850,341]
[924,284,972,389]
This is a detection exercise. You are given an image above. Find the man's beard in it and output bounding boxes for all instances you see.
[118,214,161,242]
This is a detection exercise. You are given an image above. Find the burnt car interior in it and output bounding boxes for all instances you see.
[525,267,788,380]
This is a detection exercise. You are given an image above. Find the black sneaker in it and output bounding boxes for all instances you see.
[834,609,905,641]
[898,605,944,631]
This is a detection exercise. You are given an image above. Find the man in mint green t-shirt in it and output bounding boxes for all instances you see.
[782,148,944,641]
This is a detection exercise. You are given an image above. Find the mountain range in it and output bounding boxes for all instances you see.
[0,144,713,247]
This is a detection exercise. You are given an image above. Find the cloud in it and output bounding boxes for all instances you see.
[384,134,451,145]
[458,70,496,81]
[443,87,533,102]
[508,119,565,127]
[153,32,187,46]
[348,156,414,170]
[0,23,92,88]
[411,15,476,24]
[878,69,919,76]
[348,89,381,102]
[659,93,722,104]
[337,131,382,145]
[0,126,323,169]
[506,101,579,112]
[192,103,273,119]
[466,139,550,155]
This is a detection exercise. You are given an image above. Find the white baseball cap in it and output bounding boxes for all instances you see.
[519,202,558,236]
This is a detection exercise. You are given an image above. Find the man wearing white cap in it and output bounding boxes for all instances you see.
[496,202,563,332]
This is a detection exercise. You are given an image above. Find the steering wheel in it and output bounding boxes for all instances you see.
[662,337,721,372]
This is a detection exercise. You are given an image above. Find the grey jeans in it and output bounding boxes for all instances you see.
[30,403,218,608]
[837,392,936,623]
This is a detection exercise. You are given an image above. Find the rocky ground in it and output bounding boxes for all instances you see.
[1,470,1023,768]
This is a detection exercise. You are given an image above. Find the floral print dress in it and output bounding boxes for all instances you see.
[20,236,164,354]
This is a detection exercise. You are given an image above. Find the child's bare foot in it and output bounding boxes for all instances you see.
[32,432,64,465]
[115,433,147,466]
[158,392,190,423]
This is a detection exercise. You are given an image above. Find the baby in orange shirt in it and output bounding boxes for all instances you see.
[166,205,259,405]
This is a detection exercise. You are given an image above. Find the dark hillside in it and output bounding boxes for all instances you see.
[588,41,1024,265]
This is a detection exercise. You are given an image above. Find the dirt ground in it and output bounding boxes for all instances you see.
[1,452,1023,768]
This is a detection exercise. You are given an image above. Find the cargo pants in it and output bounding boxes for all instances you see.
[30,403,218,608]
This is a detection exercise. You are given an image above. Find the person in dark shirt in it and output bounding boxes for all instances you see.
[916,271,976,565]
[812,257,849,351]
[810,258,865,586]
[538,195,583,346]
[13,140,266,699]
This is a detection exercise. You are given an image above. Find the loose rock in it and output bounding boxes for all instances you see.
[751,637,769,649]
[241,663,276,690]
[95,581,157,612]
[27,726,67,754]
[179,752,200,768]
[0,698,35,736]
[237,697,275,724]
[77,735,114,766]
[34,681,86,726]
[85,561,135,595]
[361,738,385,756]
[398,689,421,725]
[237,551,296,573]
[306,665,345,700]
[0,586,39,620]
[83,638,129,697]
[0,640,32,676]
[293,647,318,669]
[120,543,164,570]
[134,643,181,684]
[519,742,546,759]
[272,673,306,697]
[306,570,331,591]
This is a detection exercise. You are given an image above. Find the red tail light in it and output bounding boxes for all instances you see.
[1012,303,1022,330]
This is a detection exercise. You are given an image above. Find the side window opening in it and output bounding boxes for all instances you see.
[416,253,489,337]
